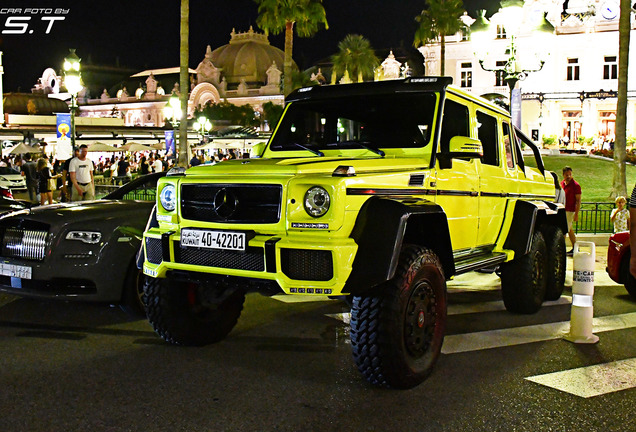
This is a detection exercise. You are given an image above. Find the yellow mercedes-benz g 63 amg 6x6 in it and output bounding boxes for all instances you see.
[142,77,567,388]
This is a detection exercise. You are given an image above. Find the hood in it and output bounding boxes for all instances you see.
[0,200,154,226]
[185,156,429,177]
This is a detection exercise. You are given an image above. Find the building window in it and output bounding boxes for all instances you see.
[567,58,580,81]
[460,62,472,88]
[604,56,617,80]
[496,25,506,39]
[495,61,507,86]
[461,27,469,41]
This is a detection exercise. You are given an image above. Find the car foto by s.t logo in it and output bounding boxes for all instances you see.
[1,8,69,35]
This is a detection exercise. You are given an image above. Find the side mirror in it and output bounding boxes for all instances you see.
[251,142,266,158]
[448,136,483,159]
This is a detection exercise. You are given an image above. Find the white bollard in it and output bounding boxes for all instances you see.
[564,241,599,344]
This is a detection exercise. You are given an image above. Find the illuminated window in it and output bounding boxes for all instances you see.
[460,62,472,88]
[603,56,617,80]
[567,58,580,81]
[496,25,507,39]
[461,27,469,41]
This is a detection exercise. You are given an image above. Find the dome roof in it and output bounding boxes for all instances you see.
[210,27,293,86]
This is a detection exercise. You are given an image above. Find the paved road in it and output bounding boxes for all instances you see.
[1,257,635,432]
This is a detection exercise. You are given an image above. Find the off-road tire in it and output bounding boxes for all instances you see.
[501,230,547,314]
[143,276,245,346]
[619,252,636,300]
[119,261,146,318]
[350,245,447,389]
[539,225,566,301]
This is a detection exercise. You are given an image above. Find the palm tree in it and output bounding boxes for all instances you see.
[413,0,464,76]
[612,0,631,198]
[255,0,328,96]
[178,0,189,167]
[331,34,380,83]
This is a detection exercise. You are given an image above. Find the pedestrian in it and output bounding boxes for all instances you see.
[69,144,95,201]
[190,152,201,167]
[61,147,80,202]
[116,156,131,184]
[152,155,163,173]
[560,166,582,256]
[36,157,58,205]
[139,156,150,175]
[610,196,629,233]
[20,152,39,202]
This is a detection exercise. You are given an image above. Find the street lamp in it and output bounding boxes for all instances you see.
[471,2,555,113]
[193,115,212,143]
[163,91,182,127]
[63,49,82,149]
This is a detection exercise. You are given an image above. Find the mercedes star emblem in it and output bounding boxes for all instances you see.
[213,188,239,219]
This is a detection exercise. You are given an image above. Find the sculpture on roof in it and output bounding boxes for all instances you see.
[196,45,221,85]
[146,72,158,94]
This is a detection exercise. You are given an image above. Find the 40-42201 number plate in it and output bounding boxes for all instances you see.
[180,229,246,251]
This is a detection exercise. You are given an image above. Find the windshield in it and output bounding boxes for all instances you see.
[269,92,437,155]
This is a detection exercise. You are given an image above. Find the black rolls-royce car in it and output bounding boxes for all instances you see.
[0,172,164,316]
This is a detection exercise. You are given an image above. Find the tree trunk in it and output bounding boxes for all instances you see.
[613,0,630,198]
[283,20,294,97]
[440,35,446,76]
[178,0,189,168]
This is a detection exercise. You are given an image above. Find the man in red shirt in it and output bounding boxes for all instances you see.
[560,166,582,256]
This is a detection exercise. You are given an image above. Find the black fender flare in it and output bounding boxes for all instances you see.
[502,200,568,257]
[344,197,454,295]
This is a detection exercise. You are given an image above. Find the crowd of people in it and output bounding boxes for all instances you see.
[0,146,173,205]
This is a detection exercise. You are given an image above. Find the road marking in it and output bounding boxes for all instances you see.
[447,296,571,315]
[525,358,636,398]
[442,312,636,354]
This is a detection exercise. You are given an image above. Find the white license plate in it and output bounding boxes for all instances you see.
[0,263,32,280]
[181,229,246,251]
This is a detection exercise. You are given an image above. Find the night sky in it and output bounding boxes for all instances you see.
[0,0,500,93]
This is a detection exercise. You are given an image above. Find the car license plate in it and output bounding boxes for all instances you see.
[0,263,32,280]
[181,229,246,251]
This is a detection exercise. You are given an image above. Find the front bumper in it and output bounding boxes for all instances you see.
[143,228,358,296]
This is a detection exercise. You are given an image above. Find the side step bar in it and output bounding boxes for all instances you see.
[454,252,507,275]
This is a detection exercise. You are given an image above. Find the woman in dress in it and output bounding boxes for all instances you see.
[36,157,58,205]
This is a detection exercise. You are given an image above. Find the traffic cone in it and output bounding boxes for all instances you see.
[564,241,599,343]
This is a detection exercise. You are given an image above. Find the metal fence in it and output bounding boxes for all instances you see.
[574,202,616,234]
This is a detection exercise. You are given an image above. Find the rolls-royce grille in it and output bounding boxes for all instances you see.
[281,249,333,281]
[145,237,163,265]
[180,184,282,223]
[1,228,48,261]
[175,242,265,271]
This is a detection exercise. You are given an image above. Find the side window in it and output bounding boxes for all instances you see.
[440,99,469,153]
[502,122,515,169]
[477,111,498,166]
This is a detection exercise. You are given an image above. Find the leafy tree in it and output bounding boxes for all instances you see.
[291,69,316,91]
[199,102,260,127]
[177,0,189,167]
[612,0,631,198]
[255,0,328,96]
[331,34,380,83]
[262,101,284,130]
[413,0,465,76]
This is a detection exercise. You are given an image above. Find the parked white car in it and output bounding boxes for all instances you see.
[0,167,27,191]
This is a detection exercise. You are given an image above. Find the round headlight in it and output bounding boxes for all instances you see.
[159,184,176,212]
[304,186,330,217]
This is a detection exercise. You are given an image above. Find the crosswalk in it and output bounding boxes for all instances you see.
[319,285,636,398]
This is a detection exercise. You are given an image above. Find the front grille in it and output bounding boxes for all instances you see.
[145,237,163,264]
[181,184,282,223]
[280,249,333,281]
[1,228,48,261]
[175,242,265,271]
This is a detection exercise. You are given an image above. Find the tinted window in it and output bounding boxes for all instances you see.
[105,173,162,201]
[0,167,20,175]
[270,93,437,152]
[477,111,498,166]
[439,99,469,153]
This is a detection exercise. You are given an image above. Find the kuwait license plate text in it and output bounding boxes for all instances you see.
[181,229,246,251]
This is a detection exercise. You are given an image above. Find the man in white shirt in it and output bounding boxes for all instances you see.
[152,155,163,173]
[69,144,95,201]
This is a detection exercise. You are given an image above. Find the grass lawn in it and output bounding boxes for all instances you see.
[524,155,636,202]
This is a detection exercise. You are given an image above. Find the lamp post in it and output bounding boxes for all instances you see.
[163,91,182,157]
[63,49,82,149]
[193,115,212,143]
[471,2,554,114]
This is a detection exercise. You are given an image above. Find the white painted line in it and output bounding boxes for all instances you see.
[448,296,571,315]
[442,312,636,354]
[525,358,636,398]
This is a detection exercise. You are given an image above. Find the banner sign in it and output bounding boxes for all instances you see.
[511,88,522,128]
[56,113,73,160]
[165,130,175,156]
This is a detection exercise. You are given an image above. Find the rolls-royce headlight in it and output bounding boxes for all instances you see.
[160,184,176,212]
[66,231,102,244]
[304,186,330,217]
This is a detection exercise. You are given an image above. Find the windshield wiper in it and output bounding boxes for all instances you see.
[333,140,385,157]
[287,142,324,157]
